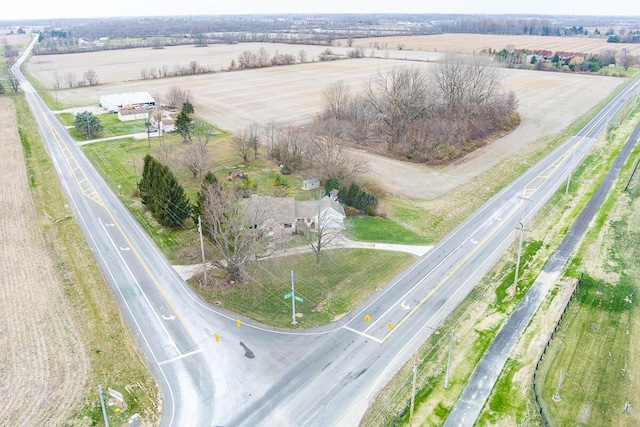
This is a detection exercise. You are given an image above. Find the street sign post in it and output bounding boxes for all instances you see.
[284,271,303,324]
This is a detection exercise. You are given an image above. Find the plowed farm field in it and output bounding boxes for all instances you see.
[348,33,640,56]
[0,98,90,425]
[26,42,628,200]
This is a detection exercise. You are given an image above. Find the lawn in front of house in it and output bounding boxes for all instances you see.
[193,248,417,328]
[345,215,431,244]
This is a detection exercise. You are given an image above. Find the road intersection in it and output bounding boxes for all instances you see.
[15,35,640,426]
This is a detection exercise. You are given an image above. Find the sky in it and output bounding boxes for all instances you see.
[3,0,640,21]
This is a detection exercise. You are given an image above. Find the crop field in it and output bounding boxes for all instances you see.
[349,33,640,56]
[26,43,626,204]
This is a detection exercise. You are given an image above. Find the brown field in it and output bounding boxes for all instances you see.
[27,44,625,200]
[347,34,640,56]
[0,32,32,46]
[0,98,90,425]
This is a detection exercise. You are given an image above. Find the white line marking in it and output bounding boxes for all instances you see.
[162,315,176,321]
[401,301,410,310]
[99,219,181,356]
[343,326,383,343]
[119,246,131,251]
[470,238,478,245]
[495,216,502,221]
[158,349,204,366]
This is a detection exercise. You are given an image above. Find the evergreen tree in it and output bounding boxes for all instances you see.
[194,171,218,221]
[175,110,194,142]
[74,111,103,139]
[324,175,340,193]
[181,100,194,116]
[154,166,192,228]
[139,154,192,228]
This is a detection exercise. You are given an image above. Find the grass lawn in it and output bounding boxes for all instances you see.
[60,111,152,140]
[535,142,640,426]
[345,215,431,244]
[192,249,416,328]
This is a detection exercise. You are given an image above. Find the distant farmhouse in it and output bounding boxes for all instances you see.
[241,195,346,237]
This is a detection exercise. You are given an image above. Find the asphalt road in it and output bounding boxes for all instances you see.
[15,35,640,426]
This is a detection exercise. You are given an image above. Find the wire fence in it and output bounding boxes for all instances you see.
[532,273,583,426]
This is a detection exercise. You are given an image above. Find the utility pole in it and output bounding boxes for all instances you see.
[290,270,297,325]
[513,196,531,297]
[198,216,206,284]
[409,357,417,427]
[133,159,138,192]
[444,329,454,389]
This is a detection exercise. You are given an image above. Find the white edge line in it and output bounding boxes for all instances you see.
[366,230,510,399]
[99,218,182,356]
[158,348,204,366]
[343,326,383,344]
[61,177,177,427]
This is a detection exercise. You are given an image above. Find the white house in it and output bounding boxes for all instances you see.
[241,195,345,234]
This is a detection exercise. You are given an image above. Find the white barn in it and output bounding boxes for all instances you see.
[99,92,155,112]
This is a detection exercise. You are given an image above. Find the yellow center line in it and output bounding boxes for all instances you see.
[382,204,520,341]
[382,97,623,341]
[37,103,201,353]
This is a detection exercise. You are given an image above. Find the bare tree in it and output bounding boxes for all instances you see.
[262,120,280,159]
[231,125,260,162]
[51,71,61,89]
[365,67,429,149]
[167,86,190,109]
[257,47,270,67]
[64,72,76,88]
[153,144,177,169]
[305,129,368,183]
[182,141,210,180]
[193,121,213,145]
[307,196,344,265]
[140,68,149,79]
[238,51,257,69]
[298,49,307,63]
[83,69,99,86]
[199,184,269,284]
[618,53,637,71]
[4,61,20,93]
[431,54,501,109]
[323,80,351,119]
[189,60,199,74]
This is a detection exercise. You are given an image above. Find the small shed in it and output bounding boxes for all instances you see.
[302,178,320,191]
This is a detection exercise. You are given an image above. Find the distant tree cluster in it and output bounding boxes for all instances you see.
[317,56,519,165]
[230,47,297,70]
[138,154,192,228]
[486,46,639,73]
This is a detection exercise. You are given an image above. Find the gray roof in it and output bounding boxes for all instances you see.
[241,196,296,225]
[295,196,345,219]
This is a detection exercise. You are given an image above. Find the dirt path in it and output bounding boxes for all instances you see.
[0,98,89,425]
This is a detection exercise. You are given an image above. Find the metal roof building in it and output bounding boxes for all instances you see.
[99,92,155,111]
